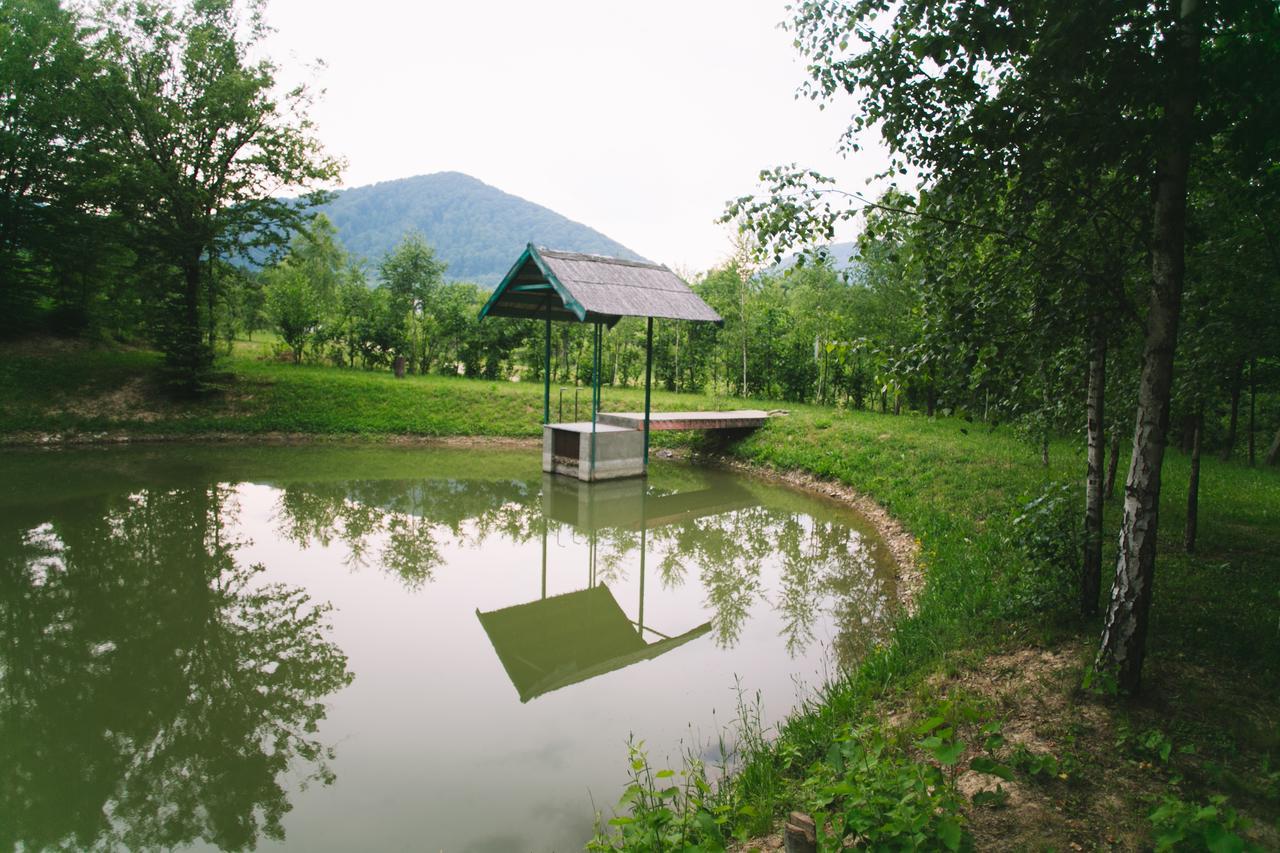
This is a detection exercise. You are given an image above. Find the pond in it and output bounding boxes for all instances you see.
[0,444,899,852]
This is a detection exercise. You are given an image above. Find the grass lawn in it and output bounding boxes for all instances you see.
[3,340,1277,849]
[0,339,769,438]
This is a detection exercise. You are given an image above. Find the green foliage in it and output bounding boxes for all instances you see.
[264,264,321,363]
[1006,744,1078,783]
[0,0,340,388]
[1137,728,1177,765]
[0,0,118,338]
[1149,795,1258,853]
[588,742,729,852]
[1004,480,1083,616]
[803,720,970,851]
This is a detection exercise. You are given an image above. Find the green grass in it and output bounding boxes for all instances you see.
[3,341,1278,846]
[0,341,772,438]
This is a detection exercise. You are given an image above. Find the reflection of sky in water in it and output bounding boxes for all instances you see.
[0,446,896,852]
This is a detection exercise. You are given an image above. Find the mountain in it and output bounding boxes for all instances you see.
[311,172,646,285]
[774,241,862,275]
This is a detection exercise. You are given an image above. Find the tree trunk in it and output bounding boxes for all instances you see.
[1041,378,1052,467]
[674,325,681,393]
[1105,427,1122,499]
[1267,427,1280,466]
[206,252,217,352]
[1179,412,1197,453]
[1220,358,1243,460]
[173,258,213,389]
[1247,358,1256,465]
[1082,320,1107,617]
[926,383,937,417]
[1097,2,1200,694]
[818,340,827,404]
[1184,406,1202,552]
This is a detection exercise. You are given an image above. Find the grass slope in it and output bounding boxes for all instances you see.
[0,342,763,438]
[2,341,1277,848]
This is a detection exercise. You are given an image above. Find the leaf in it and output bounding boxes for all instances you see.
[972,787,1009,808]
[914,715,946,735]
[970,756,1015,781]
[1203,823,1245,853]
[695,810,726,850]
[928,739,966,766]
[656,769,675,779]
[936,816,963,851]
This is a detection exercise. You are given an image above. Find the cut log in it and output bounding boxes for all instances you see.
[784,812,817,853]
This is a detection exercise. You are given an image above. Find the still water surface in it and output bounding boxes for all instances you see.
[0,445,897,852]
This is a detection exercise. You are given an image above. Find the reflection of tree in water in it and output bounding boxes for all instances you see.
[773,514,823,655]
[272,479,542,589]
[268,475,893,663]
[0,486,352,852]
[592,528,639,588]
[644,505,893,661]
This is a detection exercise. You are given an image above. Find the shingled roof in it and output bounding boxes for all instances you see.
[479,244,723,326]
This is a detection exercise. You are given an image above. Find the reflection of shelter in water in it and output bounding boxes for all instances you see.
[477,586,709,703]
[476,474,759,702]
[542,474,755,531]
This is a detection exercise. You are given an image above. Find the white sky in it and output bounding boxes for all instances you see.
[262,0,892,271]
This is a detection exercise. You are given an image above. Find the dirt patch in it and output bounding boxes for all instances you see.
[913,641,1277,851]
[0,335,94,358]
[54,376,168,423]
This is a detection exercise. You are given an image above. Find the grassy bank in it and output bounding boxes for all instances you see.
[700,404,1280,850]
[3,341,1277,848]
[0,340,766,439]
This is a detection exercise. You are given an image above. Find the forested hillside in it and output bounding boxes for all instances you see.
[774,241,861,274]
[314,172,646,284]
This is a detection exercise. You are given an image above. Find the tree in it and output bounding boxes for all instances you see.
[726,0,1280,691]
[0,0,119,336]
[377,232,447,371]
[93,0,339,389]
[264,263,318,363]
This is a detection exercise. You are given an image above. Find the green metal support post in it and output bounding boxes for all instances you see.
[643,317,654,467]
[637,486,646,634]
[543,315,551,424]
[590,322,601,478]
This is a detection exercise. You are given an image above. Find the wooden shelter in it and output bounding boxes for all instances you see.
[479,245,727,481]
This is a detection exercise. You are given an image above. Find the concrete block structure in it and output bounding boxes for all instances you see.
[543,422,645,481]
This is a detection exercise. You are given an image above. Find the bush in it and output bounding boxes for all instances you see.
[1004,480,1082,615]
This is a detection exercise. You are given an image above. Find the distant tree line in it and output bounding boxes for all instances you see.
[244,215,526,378]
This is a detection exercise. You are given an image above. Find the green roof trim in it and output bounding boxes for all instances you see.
[479,243,588,323]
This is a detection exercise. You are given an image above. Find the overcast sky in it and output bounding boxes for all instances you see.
[262,0,892,271]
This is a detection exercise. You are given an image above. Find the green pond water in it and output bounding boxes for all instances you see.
[0,444,898,852]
